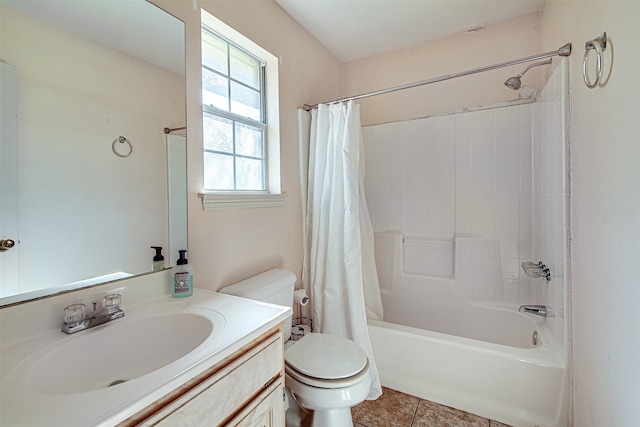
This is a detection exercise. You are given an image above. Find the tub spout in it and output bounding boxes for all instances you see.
[519,305,547,317]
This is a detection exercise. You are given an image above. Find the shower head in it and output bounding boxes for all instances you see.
[504,76,523,90]
[504,59,552,90]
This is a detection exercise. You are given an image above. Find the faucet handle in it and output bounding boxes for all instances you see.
[63,303,86,326]
[102,294,121,308]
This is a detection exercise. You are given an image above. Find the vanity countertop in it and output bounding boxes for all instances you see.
[0,287,290,426]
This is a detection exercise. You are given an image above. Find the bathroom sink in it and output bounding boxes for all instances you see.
[22,312,215,395]
[0,289,291,427]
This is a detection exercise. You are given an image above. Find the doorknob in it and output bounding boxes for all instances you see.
[0,239,15,251]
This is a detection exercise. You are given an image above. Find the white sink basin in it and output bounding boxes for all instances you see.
[0,289,290,427]
[13,311,221,395]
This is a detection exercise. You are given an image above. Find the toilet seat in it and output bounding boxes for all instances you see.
[286,358,370,389]
[285,333,369,389]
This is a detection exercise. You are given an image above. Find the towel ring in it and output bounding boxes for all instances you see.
[583,32,606,89]
[112,136,133,158]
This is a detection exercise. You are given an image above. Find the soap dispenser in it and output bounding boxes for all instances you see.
[171,250,193,298]
[151,246,165,272]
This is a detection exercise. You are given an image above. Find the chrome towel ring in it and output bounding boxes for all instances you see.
[583,32,607,88]
[112,135,133,158]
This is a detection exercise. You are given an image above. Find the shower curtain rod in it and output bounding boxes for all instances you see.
[163,126,186,134]
[302,43,571,111]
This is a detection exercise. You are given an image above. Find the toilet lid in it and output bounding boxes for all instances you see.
[285,333,368,380]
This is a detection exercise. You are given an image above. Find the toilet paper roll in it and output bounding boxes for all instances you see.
[298,325,311,336]
[291,324,312,341]
[294,289,309,306]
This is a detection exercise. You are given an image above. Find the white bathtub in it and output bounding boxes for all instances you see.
[381,288,541,348]
[369,289,567,427]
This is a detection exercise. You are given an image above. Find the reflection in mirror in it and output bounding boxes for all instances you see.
[166,132,188,266]
[0,1,186,306]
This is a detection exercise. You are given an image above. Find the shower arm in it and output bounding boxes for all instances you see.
[516,60,553,78]
[302,43,571,111]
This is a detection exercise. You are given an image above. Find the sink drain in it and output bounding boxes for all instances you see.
[108,379,127,387]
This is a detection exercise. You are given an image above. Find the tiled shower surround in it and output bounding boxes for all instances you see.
[363,60,570,355]
[363,104,534,302]
[530,60,571,355]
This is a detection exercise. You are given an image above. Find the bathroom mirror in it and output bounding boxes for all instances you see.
[0,0,186,306]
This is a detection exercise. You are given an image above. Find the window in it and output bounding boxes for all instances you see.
[202,29,265,191]
[200,11,283,209]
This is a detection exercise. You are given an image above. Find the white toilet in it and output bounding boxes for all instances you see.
[219,269,371,427]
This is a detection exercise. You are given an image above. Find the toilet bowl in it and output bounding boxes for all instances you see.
[285,333,371,426]
[218,269,372,427]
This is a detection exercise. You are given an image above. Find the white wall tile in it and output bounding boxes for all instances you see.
[494,106,520,130]
[529,62,570,358]
[498,236,519,258]
[472,277,498,300]
[363,99,569,317]
[456,108,494,132]
[472,214,495,235]
[495,214,520,237]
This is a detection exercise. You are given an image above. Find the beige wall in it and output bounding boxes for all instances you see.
[539,1,640,425]
[150,0,342,290]
[342,13,541,126]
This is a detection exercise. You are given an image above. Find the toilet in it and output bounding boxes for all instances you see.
[219,269,371,427]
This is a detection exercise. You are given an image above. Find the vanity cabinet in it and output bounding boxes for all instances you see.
[120,324,285,427]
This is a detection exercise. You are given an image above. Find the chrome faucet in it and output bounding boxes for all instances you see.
[519,305,548,317]
[62,294,124,334]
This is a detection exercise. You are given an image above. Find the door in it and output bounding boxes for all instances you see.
[0,61,19,297]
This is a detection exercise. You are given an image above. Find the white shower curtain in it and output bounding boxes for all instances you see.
[302,101,384,400]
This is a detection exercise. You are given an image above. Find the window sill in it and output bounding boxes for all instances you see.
[198,192,286,210]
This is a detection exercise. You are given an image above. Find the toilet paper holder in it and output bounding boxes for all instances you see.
[294,289,309,306]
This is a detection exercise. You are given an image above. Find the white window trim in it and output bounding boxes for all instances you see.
[198,192,286,210]
[201,10,281,210]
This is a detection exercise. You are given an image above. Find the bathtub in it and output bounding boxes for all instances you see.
[369,289,567,427]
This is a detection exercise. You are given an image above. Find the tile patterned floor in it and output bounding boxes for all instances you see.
[349,387,513,427]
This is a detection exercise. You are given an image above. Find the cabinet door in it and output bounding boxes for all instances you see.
[228,380,284,427]
[149,332,283,427]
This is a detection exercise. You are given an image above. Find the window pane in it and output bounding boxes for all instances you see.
[203,113,233,153]
[204,152,234,190]
[202,68,229,111]
[230,46,260,90]
[235,122,263,158]
[202,31,227,74]
[231,81,260,120]
[236,157,264,190]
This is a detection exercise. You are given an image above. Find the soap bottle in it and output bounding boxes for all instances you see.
[151,246,165,272]
[171,250,193,298]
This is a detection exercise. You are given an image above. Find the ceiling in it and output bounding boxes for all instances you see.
[275,0,544,62]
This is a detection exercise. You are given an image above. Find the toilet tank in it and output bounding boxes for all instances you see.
[219,268,296,339]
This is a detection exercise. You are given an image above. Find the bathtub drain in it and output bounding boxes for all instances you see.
[532,330,539,346]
